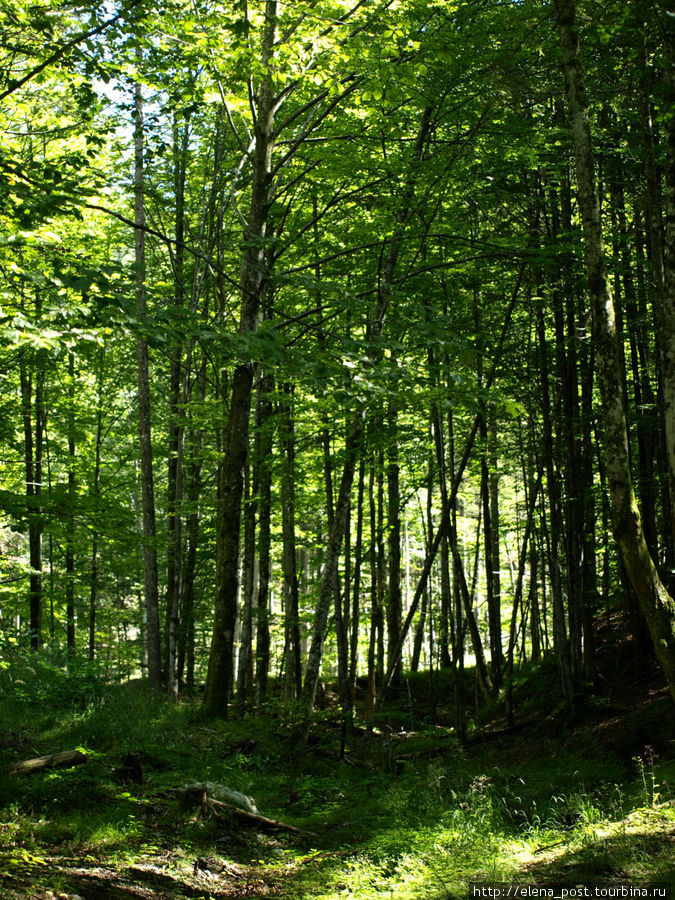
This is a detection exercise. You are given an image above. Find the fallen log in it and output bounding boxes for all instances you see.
[7,749,87,776]
[206,797,314,836]
[183,781,257,813]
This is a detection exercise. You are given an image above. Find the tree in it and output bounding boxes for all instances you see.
[555,0,675,700]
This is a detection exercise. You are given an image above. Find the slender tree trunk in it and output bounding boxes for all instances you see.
[447,407,466,738]
[365,451,379,723]
[488,410,502,681]
[66,351,76,657]
[280,383,302,700]
[537,302,573,703]
[428,353,452,669]
[637,21,675,559]
[134,51,161,690]
[661,1,675,565]
[204,1,277,716]
[386,406,402,688]
[349,456,365,684]
[20,353,42,650]
[448,515,493,703]
[504,476,540,726]
[236,457,256,711]
[302,412,365,711]
[177,353,206,695]
[166,111,189,696]
[556,0,675,699]
[376,451,386,681]
[179,455,202,697]
[612,176,659,558]
[480,427,500,687]
[89,348,104,661]
[255,373,273,704]
[557,164,584,690]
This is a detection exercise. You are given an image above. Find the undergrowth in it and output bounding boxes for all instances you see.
[0,647,673,899]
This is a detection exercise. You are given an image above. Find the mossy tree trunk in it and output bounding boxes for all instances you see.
[556,0,675,700]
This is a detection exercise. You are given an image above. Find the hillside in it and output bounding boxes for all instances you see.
[0,616,673,900]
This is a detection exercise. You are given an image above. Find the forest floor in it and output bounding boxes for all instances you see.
[0,620,674,899]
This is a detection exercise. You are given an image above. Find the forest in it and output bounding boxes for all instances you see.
[0,0,674,897]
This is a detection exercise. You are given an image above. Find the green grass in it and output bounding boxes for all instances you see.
[0,651,673,898]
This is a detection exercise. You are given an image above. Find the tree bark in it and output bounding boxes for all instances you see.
[280,382,301,701]
[89,349,104,661]
[349,456,365,684]
[637,19,675,559]
[661,1,675,563]
[302,412,365,711]
[386,406,402,688]
[255,373,273,704]
[134,51,161,690]
[236,457,256,711]
[20,349,42,651]
[166,110,189,697]
[66,351,76,657]
[556,0,675,699]
[8,750,87,776]
[204,1,277,716]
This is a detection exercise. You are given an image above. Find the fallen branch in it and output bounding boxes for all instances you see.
[207,797,314,836]
[7,749,87,775]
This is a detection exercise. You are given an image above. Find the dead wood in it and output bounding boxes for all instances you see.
[206,797,314,835]
[7,748,87,775]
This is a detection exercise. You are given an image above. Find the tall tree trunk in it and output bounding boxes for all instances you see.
[89,347,104,661]
[386,406,402,688]
[537,301,573,703]
[166,110,189,696]
[487,409,502,682]
[504,476,540,726]
[612,176,659,559]
[280,383,302,700]
[20,351,42,650]
[349,456,365,684]
[428,351,452,669]
[364,455,378,722]
[66,351,76,657]
[376,450,386,682]
[177,353,207,695]
[302,412,365,711]
[236,457,256,711]
[134,51,161,689]
[556,0,675,699]
[661,1,675,566]
[179,454,202,697]
[255,373,273,704]
[557,163,584,690]
[448,514,493,703]
[637,20,675,560]
[204,1,277,716]
[447,407,466,738]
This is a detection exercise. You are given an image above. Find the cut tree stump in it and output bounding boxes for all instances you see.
[7,749,88,775]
